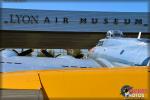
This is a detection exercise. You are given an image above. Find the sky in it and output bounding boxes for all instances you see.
[1,1,149,12]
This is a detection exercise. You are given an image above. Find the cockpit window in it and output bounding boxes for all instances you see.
[114,33,122,37]
[106,30,123,38]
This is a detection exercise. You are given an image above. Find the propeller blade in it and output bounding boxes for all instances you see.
[55,54,61,58]
[0,48,5,52]
[40,49,54,57]
[18,49,33,56]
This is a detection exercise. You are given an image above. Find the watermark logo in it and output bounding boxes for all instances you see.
[120,85,147,99]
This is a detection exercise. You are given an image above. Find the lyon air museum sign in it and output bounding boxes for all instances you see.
[1,8,149,32]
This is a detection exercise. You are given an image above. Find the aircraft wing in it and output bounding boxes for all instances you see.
[0,67,149,100]
[0,56,101,72]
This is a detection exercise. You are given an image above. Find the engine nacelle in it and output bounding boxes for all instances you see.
[0,49,18,58]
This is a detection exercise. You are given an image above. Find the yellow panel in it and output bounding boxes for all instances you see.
[39,67,149,99]
[0,67,149,99]
[0,71,41,89]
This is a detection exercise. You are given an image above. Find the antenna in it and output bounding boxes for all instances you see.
[137,32,142,39]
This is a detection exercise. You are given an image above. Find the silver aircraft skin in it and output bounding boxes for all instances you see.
[0,30,150,72]
[89,31,150,67]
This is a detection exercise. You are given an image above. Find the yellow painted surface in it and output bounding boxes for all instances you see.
[39,67,149,99]
[0,67,149,99]
[0,71,41,89]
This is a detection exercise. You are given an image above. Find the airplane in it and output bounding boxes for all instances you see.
[0,30,150,72]
[89,30,150,67]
